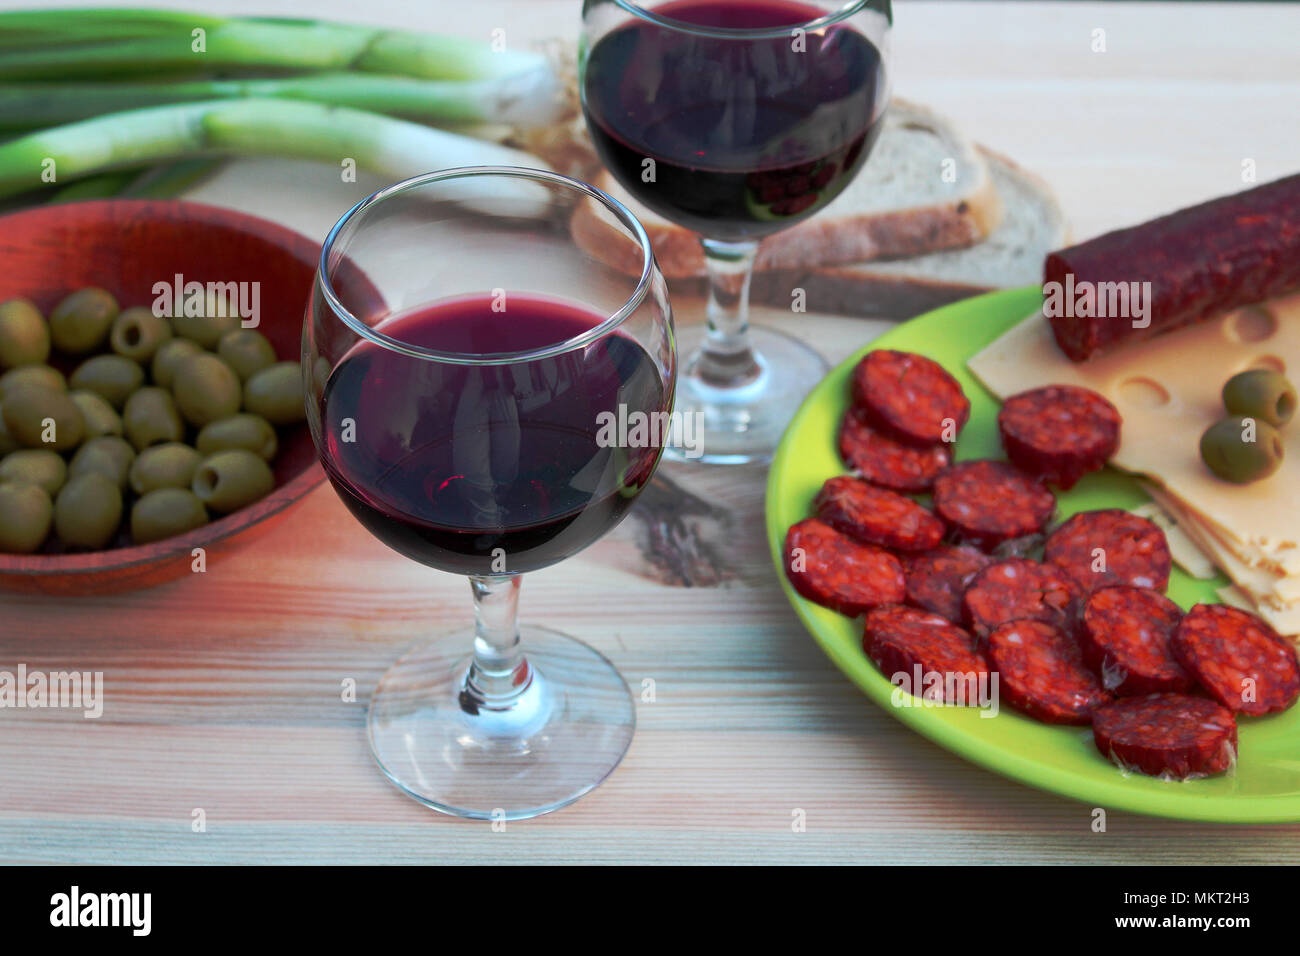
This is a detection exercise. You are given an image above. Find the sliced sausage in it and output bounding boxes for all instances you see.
[814,474,944,552]
[997,385,1120,489]
[903,545,991,623]
[1171,603,1300,715]
[963,558,1078,639]
[864,604,990,706]
[1044,508,1172,595]
[838,408,950,492]
[850,349,970,447]
[932,460,1056,550]
[1079,586,1192,696]
[986,619,1111,724]
[1093,694,1237,778]
[784,518,905,617]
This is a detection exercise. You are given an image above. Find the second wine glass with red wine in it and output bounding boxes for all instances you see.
[581,0,891,462]
[305,167,675,819]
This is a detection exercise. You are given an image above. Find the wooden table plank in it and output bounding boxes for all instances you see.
[3,0,1299,864]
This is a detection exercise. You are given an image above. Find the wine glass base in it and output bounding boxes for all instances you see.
[367,625,636,821]
[665,324,830,465]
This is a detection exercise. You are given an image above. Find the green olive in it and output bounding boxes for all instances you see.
[49,287,118,355]
[216,329,277,381]
[150,338,204,391]
[171,294,241,349]
[53,472,122,549]
[0,385,85,451]
[0,298,50,369]
[129,442,202,495]
[0,448,67,496]
[1200,415,1285,483]
[68,436,135,490]
[0,481,53,553]
[130,487,209,544]
[1222,369,1297,428]
[109,306,173,364]
[195,413,278,461]
[68,354,145,409]
[173,353,241,427]
[242,362,304,425]
[0,404,17,456]
[0,364,66,398]
[122,387,183,451]
[69,390,123,439]
[192,449,274,513]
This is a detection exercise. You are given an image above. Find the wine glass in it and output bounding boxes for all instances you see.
[581,0,891,463]
[304,167,675,819]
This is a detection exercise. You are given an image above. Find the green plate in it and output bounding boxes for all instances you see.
[765,286,1300,823]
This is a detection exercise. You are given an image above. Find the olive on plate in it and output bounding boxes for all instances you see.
[69,354,145,409]
[1200,415,1285,483]
[1,385,85,451]
[0,448,67,496]
[53,472,123,549]
[0,298,50,369]
[49,287,118,355]
[109,306,173,364]
[1222,369,1297,428]
[131,488,209,545]
[0,481,53,553]
[69,436,135,490]
[192,449,274,513]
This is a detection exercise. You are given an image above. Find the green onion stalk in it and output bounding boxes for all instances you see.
[0,100,553,213]
[0,10,551,82]
[0,71,565,131]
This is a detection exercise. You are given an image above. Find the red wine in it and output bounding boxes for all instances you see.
[582,0,888,240]
[319,294,665,576]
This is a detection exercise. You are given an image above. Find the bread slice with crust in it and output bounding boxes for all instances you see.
[571,98,1002,279]
[751,148,1068,317]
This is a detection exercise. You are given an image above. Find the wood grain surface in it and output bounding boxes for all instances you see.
[3,0,1300,864]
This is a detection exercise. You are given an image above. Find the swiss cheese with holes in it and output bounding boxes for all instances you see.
[968,292,1300,636]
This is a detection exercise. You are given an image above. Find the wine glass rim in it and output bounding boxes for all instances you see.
[610,0,878,38]
[316,165,657,366]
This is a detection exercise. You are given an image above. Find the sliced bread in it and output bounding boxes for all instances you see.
[751,148,1068,317]
[571,98,1002,279]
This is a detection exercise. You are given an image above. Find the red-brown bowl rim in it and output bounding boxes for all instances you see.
[0,198,324,578]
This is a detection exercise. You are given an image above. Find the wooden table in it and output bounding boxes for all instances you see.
[3,0,1299,864]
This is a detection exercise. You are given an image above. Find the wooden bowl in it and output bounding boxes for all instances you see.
[0,199,325,595]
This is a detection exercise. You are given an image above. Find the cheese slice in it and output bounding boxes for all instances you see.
[1218,585,1256,613]
[1151,483,1300,601]
[969,292,1300,636]
[1144,485,1300,636]
[1131,501,1218,580]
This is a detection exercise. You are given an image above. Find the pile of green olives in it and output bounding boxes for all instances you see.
[1200,368,1297,484]
[0,287,302,554]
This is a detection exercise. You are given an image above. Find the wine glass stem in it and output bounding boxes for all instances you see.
[463,573,531,709]
[691,237,763,389]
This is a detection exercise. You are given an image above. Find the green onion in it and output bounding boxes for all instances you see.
[0,9,224,51]
[0,11,548,82]
[120,157,224,198]
[45,159,221,205]
[0,99,550,209]
[46,169,139,203]
[0,70,563,131]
